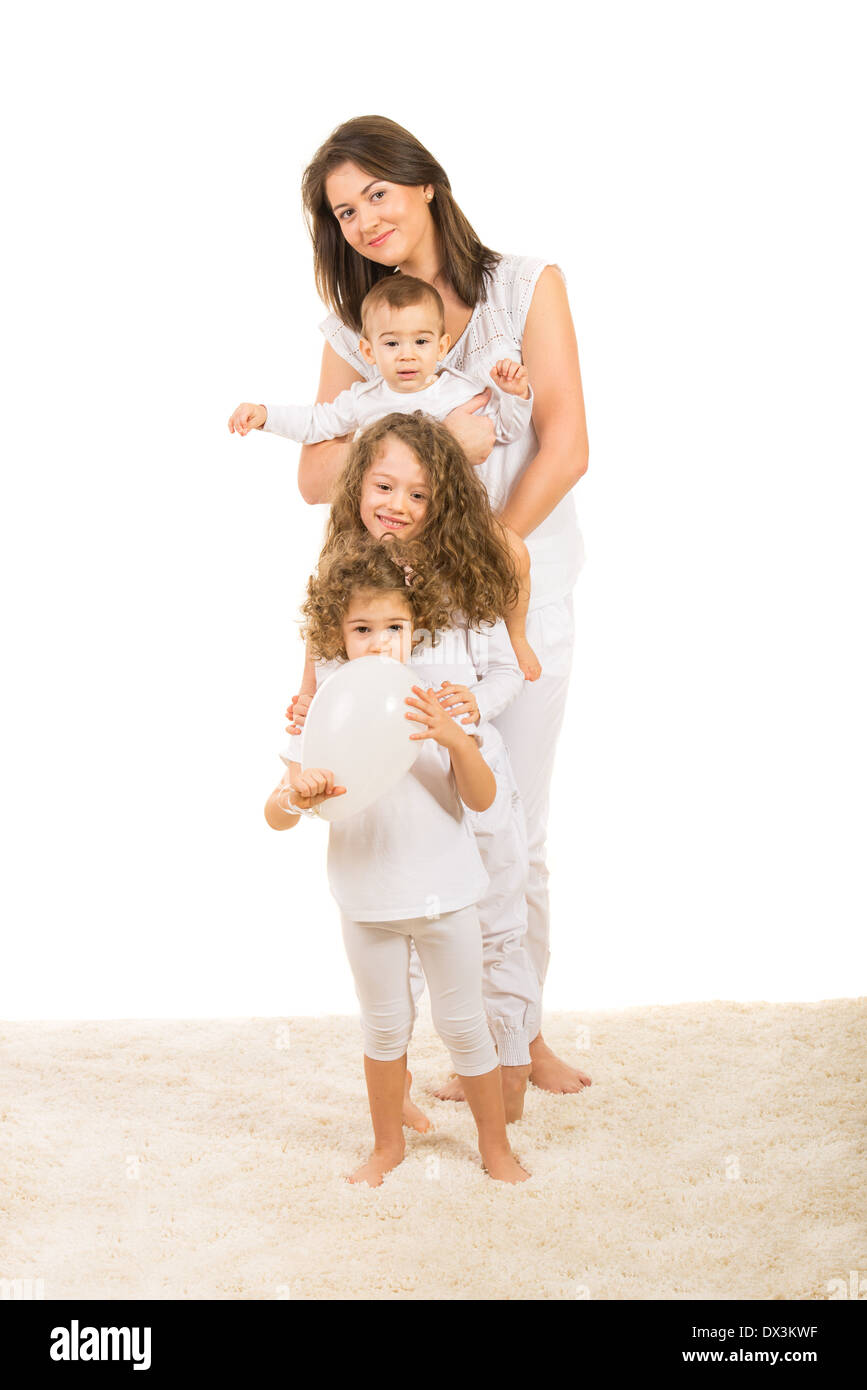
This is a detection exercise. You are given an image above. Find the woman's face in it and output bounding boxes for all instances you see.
[359,436,430,543]
[325,160,434,268]
[341,589,415,664]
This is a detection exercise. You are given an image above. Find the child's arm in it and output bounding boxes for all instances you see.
[499,525,542,682]
[484,359,534,445]
[228,385,363,445]
[264,762,346,830]
[405,685,495,813]
[286,639,319,736]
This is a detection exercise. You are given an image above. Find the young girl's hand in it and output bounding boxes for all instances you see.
[285,692,314,735]
[433,681,480,726]
[277,767,346,811]
[489,359,530,399]
[405,685,467,751]
[228,402,267,435]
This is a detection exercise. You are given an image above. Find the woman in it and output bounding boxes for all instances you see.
[298,115,590,1095]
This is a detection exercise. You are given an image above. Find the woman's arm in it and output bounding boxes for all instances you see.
[496,267,590,540]
[297,343,366,505]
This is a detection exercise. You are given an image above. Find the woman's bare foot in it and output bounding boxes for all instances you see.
[433,1072,466,1103]
[501,1063,532,1123]
[481,1145,531,1183]
[346,1141,405,1187]
[529,1034,592,1093]
[511,634,542,682]
[402,1070,432,1133]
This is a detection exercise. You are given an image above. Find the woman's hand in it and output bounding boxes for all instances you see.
[285,693,314,735]
[228,403,267,435]
[405,685,468,751]
[433,681,480,726]
[443,391,495,466]
[276,767,346,811]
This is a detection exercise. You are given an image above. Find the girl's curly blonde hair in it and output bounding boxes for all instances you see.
[323,412,519,628]
[301,530,454,663]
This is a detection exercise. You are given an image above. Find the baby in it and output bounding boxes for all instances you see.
[228,275,541,682]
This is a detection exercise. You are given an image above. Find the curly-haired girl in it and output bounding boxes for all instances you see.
[265,532,529,1187]
[288,413,542,1124]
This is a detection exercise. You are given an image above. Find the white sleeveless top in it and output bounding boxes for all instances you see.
[319,253,585,609]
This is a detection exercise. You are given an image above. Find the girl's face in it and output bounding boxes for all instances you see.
[359,437,430,543]
[325,160,434,268]
[341,589,415,664]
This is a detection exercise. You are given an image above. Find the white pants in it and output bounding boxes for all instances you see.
[409,739,541,1066]
[341,905,499,1077]
[491,594,576,1001]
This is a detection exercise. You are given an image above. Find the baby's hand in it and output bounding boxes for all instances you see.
[228,402,267,435]
[277,768,346,812]
[489,359,530,399]
[285,692,314,735]
[404,685,466,752]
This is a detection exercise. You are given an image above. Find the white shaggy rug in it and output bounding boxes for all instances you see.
[1,1001,864,1300]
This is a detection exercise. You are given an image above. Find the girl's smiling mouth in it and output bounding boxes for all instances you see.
[377,513,409,529]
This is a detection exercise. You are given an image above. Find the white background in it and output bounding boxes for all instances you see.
[2,1,865,1019]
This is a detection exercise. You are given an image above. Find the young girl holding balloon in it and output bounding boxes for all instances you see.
[286,411,543,1124]
[265,532,530,1187]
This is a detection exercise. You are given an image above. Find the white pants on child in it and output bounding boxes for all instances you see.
[341,905,498,1077]
[408,736,541,1067]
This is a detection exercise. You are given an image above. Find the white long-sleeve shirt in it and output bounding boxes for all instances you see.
[263,365,533,447]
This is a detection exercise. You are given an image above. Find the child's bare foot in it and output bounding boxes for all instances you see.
[346,1141,405,1187]
[402,1069,432,1133]
[433,1072,466,1103]
[501,1063,532,1122]
[529,1035,592,1093]
[510,635,542,682]
[481,1144,531,1183]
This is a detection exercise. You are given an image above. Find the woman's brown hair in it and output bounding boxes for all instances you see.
[322,412,520,629]
[302,115,501,334]
[301,530,453,663]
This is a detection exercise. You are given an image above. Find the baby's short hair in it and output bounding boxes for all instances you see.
[360,275,446,340]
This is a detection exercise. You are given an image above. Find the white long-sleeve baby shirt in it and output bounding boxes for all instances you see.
[263,365,532,447]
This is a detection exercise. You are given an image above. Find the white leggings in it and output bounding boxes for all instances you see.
[340,905,498,1077]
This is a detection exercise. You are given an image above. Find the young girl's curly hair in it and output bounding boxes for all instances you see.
[322,413,519,628]
[301,531,453,663]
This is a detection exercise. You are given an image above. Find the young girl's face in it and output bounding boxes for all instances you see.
[341,589,415,664]
[359,437,430,543]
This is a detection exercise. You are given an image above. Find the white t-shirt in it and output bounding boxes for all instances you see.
[281,706,490,925]
[264,364,532,446]
[280,620,522,920]
[319,254,585,609]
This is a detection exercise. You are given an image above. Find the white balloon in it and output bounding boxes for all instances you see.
[300,655,427,822]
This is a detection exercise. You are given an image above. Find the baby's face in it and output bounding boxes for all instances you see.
[359,438,430,543]
[341,590,415,664]
[360,303,450,392]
